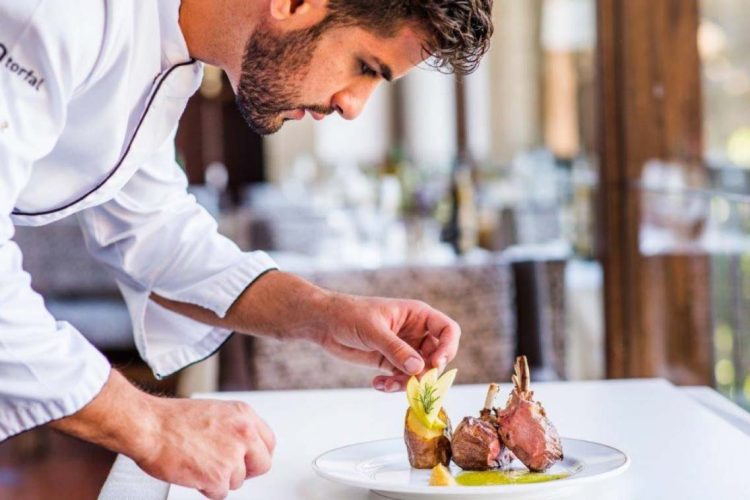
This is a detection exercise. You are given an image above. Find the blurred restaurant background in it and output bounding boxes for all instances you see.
[3,0,750,496]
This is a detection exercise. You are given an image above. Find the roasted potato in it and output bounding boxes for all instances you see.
[405,407,452,469]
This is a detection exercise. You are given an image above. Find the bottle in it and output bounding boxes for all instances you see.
[443,154,479,255]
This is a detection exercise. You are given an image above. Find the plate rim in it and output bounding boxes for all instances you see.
[312,436,630,495]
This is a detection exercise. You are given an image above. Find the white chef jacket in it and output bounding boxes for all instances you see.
[0,0,277,440]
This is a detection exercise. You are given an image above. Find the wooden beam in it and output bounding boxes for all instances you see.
[596,0,713,384]
[175,96,206,184]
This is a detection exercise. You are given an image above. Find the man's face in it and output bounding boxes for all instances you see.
[234,21,426,135]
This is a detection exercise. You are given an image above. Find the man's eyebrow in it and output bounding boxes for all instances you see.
[375,57,393,82]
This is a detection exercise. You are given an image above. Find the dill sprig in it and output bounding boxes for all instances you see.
[415,383,439,415]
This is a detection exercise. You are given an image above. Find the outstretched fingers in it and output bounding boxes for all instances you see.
[423,308,461,371]
[371,372,411,393]
[322,340,388,369]
[364,325,425,377]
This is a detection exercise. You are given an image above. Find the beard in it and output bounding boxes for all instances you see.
[235,23,334,135]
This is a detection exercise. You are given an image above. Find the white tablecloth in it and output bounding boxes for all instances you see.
[99,380,750,500]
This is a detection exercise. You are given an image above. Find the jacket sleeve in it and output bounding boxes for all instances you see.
[0,0,111,441]
[77,134,277,379]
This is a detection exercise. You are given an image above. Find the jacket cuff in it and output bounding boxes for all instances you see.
[122,251,278,379]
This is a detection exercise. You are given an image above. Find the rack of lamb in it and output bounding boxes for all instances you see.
[496,356,563,472]
[451,383,514,470]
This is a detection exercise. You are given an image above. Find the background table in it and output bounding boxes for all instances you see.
[99,380,750,500]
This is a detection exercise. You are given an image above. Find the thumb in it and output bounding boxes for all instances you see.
[366,327,424,375]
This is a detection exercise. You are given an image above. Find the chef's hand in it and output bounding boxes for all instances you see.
[139,396,275,498]
[312,293,462,392]
[153,270,462,392]
[49,370,275,499]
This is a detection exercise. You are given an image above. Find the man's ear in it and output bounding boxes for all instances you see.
[269,0,328,21]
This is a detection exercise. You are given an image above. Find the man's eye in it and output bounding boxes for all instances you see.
[360,61,378,78]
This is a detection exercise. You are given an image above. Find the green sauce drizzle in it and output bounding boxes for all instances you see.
[455,470,569,486]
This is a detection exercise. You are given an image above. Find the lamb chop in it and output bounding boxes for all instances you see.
[451,383,513,470]
[496,356,563,472]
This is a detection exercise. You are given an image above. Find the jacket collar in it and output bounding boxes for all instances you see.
[160,0,193,66]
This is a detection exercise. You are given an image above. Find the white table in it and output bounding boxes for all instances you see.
[99,380,750,500]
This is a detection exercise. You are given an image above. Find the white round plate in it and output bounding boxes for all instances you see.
[312,437,629,500]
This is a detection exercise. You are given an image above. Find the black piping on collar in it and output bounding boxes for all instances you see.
[12,60,198,217]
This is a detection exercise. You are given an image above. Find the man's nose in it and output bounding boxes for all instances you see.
[331,82,378,120]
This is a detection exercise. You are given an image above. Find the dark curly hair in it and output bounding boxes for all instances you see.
[325,0,494,74]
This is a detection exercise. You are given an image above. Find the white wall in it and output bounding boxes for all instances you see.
[400,67,457,170]
[315,84,392,168]
[487,0,544,164]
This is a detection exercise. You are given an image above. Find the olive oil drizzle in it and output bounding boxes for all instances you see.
[455,470,569,486]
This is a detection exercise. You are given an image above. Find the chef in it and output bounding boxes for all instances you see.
[0,0,493,497]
